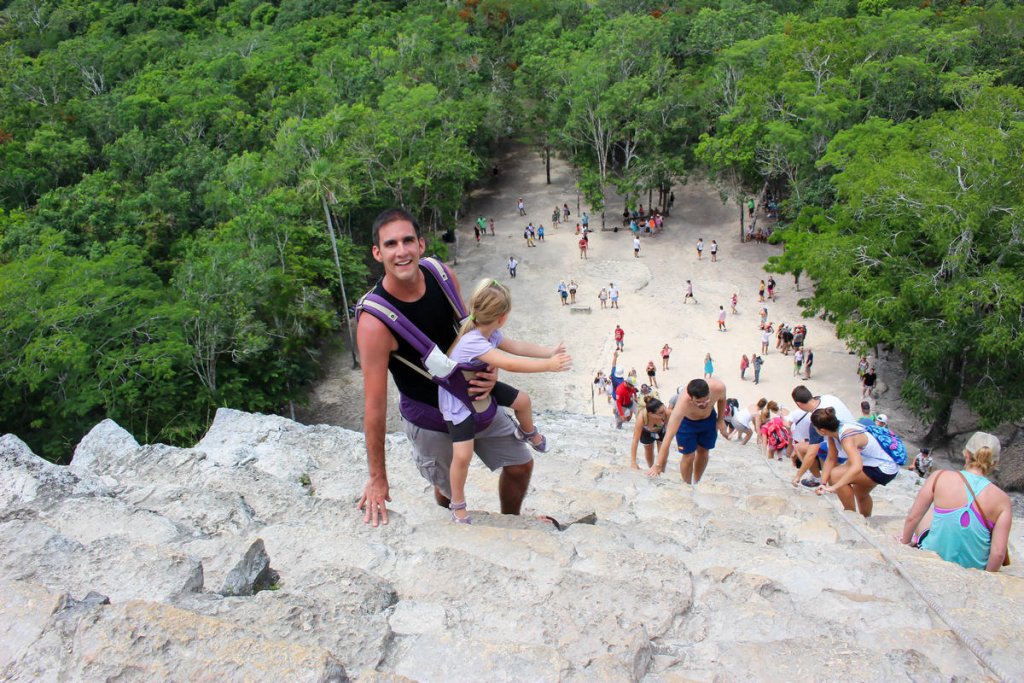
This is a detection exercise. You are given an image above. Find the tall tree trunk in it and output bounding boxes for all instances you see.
[322,196,359,369]
[924,399,954,444]
[545,147,551,185]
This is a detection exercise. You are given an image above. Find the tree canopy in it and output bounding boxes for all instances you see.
[2,0,1023,457]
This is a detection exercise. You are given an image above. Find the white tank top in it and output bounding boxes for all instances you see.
[838,423,898,474]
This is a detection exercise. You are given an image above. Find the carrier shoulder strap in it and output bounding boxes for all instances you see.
[354,258,465,380]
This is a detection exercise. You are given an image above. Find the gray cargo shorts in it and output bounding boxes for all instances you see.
[402,410,533,499]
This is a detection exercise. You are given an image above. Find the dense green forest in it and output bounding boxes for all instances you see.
[1,0,1022,460]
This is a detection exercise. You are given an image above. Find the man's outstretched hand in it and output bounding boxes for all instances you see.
[358,477,391,527]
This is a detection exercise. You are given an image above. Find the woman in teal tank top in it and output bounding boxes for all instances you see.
[900,432,1012,572]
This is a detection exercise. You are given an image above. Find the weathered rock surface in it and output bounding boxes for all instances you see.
[1,407,1022,681]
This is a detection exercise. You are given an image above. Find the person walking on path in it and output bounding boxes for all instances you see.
[661,344,672,370]
[563,203,571,221]
[710,240,718,262]
[767,275,776,301]
[696,238,704,260]
[793,348,804,376]
[552,206,560,226]
[569,279,578,304]
[557,280,569,306]
[760,326,771,355]
[704,353,714,378]
[598,287,608,309]
[507,255,518,279]
[900,431,1011,572]
[489,217,495,236]
[646,360,658,388]
[731,292,738,314]
[748,197,755,218]
[717,306,727,331]
[474,223,481,245]
[862,366,878,398]
[579,235,588,259]
[753,353,764,384]
[582,211,589,231]
[614,324,625,351]
[740,354,750,380]
[648,378,730,488]
[683,280,697,304]
[758,279,766,302]
[609,283,620,309]
[802,348,814,379]
[518,197,526,216]
[537,224,545,242]
[523,225,535,248]
[633,235,641,258]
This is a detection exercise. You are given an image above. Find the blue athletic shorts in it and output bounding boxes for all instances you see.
[815,439,848,464]
[675,409,718,454]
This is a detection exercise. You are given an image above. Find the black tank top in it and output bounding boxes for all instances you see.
[371,265,460,407]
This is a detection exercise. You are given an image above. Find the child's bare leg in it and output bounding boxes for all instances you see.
[449,440,474,521]
[511,392,543,446]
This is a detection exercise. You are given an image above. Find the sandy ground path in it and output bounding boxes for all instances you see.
[302,145,878,439]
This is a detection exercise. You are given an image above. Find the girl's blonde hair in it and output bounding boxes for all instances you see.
[449,279,512,354]
[964,431,1001,475]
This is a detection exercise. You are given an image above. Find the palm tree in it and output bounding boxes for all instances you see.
[300,158,359,369]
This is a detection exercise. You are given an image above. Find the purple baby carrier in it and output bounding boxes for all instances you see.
[355,257,498,433]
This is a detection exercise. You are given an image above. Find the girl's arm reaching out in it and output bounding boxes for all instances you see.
[497,337,565,359]
[477,347,572,374]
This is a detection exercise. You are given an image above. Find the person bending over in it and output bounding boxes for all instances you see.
[809,407,899,517]
[630,397,668,470]
[648,378,729,488]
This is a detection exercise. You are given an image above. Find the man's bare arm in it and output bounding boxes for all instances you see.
[356,314,397,527]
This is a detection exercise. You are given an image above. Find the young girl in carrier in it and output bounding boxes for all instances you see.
[440,279,573,524]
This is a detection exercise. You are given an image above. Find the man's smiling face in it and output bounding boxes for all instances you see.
[373,219,425,284]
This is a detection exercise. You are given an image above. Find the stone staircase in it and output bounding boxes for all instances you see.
[1,408,1022,681]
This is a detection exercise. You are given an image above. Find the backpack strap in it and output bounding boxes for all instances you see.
[420,256,467,321]
[356,293,460,380]
[354,265,497,431]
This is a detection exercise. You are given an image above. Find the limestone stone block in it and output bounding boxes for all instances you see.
[69,419,140,478]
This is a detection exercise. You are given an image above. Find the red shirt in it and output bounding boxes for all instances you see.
[615,382,637,416]
[614,328,624,341]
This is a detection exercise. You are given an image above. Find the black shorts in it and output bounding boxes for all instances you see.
[639,427,665,445]
[446,381,519,443]
[863,465,897,486]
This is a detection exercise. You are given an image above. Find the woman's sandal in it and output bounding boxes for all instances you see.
[514,424,549,453]
[449,501,472,525]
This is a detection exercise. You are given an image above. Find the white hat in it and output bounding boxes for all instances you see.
[875,414,888,424]
[964,432,1001,463]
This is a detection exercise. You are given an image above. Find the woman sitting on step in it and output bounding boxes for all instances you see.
[899,432,1011,572]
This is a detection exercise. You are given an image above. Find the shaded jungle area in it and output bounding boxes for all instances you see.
[1,0,1022,461]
